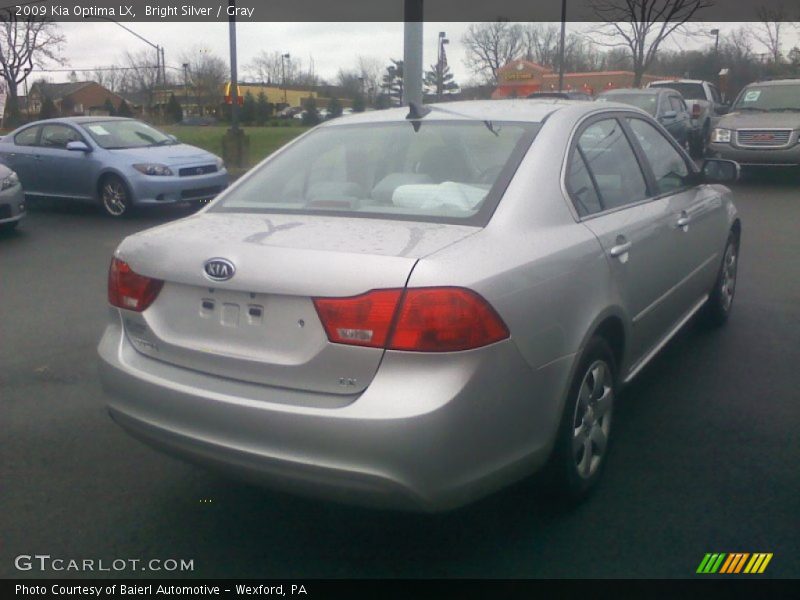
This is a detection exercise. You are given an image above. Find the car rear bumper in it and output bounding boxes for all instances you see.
[128,169,229,205]
[98,311,573,511]
[0,185,26,224]
[708,142,800,166]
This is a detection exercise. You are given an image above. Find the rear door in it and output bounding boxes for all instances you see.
[566,115,683,362]
[625,116,726,307]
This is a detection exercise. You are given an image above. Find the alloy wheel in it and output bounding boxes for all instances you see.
[720,241,737,312]
[572,360,613,479]
[102,180,128,217]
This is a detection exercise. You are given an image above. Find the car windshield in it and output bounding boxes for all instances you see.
[211,121,538,225]
[598,93,658,116]
[82,120,175,149]
[733,84,800,111]
[652,82,705,99]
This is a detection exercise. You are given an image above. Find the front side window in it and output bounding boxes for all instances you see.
[14,126,40,146]
[575,118,648,211]
[40,124,83,149]
[211,121,537,225]
[82,120,175,149]
[628,118,691,194]
[669,96,686,112]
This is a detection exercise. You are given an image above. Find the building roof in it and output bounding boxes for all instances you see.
[30,81,94,99]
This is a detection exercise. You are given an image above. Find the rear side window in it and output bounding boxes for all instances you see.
[14,126,40,146]
[573,118,648,211]
[40,124,83,149]
[627,118,691,195]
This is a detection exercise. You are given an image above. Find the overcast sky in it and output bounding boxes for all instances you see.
[45,21,800,87]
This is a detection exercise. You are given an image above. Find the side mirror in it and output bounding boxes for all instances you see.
[701,158,740,183]
[167,134,178,142]
[66,141,91,153]
[715,103,730,115]
[661,110,677,120]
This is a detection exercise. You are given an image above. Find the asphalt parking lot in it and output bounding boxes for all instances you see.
[1,172,798,579]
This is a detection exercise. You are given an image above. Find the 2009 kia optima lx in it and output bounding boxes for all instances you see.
[98,100,742,511]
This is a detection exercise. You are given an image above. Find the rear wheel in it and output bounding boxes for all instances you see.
[99,175,132,218]
[548,337,616,501]
[690,123,708,158]
[0,220,19,232]
[701,230,739,327]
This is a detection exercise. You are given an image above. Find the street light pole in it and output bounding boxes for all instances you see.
[710,28,720,54]
[228,0,240,133]
[437,32,449,102]
[281,53,290,106]
[182,62,189,109]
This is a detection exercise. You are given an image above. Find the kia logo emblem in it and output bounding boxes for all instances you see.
[203,258,235,281]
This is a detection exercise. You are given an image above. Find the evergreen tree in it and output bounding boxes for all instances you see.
[301,97,321,126]
[255,91,272,125]
[381,60,404,104]
[39,96,59,119]
[327,96,343,118]
[423,63,459,97]
[103,98,116,116]
[166,93,183,123]
[241,91,256,124]
[352,93,366,113]
[116,99,133,117]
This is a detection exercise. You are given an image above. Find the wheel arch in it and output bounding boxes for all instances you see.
[95,169,132,201]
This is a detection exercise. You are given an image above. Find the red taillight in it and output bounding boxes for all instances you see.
[313,289,403,348]
[108,257,164,312]
[692,102,702,118]
[313,287,509,352]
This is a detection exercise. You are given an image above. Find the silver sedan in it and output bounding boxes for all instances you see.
[98,100,741,511]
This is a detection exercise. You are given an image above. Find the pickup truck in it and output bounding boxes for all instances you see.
[648,79,730,156]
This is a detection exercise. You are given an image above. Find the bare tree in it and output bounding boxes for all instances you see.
[357,56,383,103]
[182,48,227,112]
[462,22,525,84]
[92,65,124,94]
[753,5,787,63]
[0,15,65,123]
[586,0,714,86]
[119,49,160,107]
[523,24,561,67]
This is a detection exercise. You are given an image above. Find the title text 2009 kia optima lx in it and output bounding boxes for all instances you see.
[99,101,741,510]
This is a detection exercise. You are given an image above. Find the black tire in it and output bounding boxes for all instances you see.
[701,230,739,327]
[690,123,708,158]
[547,336,617,502]
[0,220,19,232]
[99,175,132,218]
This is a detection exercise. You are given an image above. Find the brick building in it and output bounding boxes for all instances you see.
[26,81,130,117]
[492,60,671,98]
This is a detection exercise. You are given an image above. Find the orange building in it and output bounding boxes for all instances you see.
[492,60,671,98]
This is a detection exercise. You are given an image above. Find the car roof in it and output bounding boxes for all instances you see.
[320,99,597,126]
[19,116,135,127]
[651,79,706,85]
[601,88,664,95]
[744,79,800,87]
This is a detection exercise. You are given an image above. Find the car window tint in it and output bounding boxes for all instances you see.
[14,126,40,146]
[627,118,690,194]
[577,118,648,210]
[709,85,721,103]
[566,150,603,217]
[40,124,82,149]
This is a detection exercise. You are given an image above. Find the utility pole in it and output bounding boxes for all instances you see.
[182,63,189,110]
[437,31,449,102]
[710,28,720,54]
[402,0,423,106]
[558,0,567,92]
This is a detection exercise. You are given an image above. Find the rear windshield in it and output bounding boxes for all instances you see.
[598,93,658,115]
[732,84,800,111]
[651,82,705,99]
[211,121,539,226]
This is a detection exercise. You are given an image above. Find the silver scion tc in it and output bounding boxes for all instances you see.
[98,100,741,511]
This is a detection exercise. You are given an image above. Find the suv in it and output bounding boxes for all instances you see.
[708,79,800,168]
[649,79,729,156]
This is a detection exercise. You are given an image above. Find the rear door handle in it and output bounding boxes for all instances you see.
[676,210,691,229]
[609,241,632,257]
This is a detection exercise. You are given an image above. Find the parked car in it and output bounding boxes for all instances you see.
[527,91,593,101]
[597,87,695,151]
[648,79,729,156]
[0,117,228,218]
[99,100,741,511]
[0,162,25,232]
[278,106,303,119]
[708,78,800,168]
[179,116,218,126]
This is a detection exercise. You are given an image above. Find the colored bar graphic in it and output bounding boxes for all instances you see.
[701,552,773,574]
